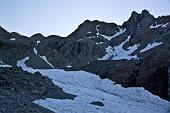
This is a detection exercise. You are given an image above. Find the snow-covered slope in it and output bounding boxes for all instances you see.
[149,22,169,28]
[96,25,126,41]
[98,36,139,60]
[140,42,163,53]
[16,57,170,113]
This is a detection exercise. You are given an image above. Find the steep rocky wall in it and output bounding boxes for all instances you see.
[81,60,169,100]
[168,66,170,100]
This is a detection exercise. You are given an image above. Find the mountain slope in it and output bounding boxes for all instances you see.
[0,10,170,100]
[16,56,170,113]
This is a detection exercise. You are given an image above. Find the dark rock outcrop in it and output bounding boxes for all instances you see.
[90,101,104,107]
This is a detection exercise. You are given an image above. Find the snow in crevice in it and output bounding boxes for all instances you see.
[96,25,100,36]
[96,42,104,45]
[33,47,54,68]
[39,56,55,68]
[10,38,16,41]
[140,42,163,53]
[37,41,40,45]
[15,57,170,113]
[162,23,169,27]
[34,47,38,55]
[66,65,72,68]
[0,61,12,67]
[149,22,169,28]
[88,36,96,39]
[78,39,83,41]
[96,25,126,41]
[98,36,139,60]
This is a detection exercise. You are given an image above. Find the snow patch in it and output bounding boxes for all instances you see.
[34,48,38,55]
[37,41,40,44]
[78,39,83,41]
[88,36,95,39]
[140,42,163,53]
[16,57,35,73]
[96,26,126,41]
[39,56,55,68]
[34,48,55,68]
[150,22,169,28]
[96,25,100,36]
[162,23,169,27]
[99,36,139,60]
[98,46,114,60]
[0,61,12,67]
[96,42,104,45]
[10,38,16,41]
[66,65,72,68]
[112,27,126,38]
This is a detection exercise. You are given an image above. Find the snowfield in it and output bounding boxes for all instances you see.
[16,57,170,113]
[98,36,139,60]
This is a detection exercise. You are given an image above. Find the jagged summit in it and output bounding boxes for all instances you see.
[122,10,155,34]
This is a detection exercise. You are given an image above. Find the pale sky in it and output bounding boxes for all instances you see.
[0,0,170,37]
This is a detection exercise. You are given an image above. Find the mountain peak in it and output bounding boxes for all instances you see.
[123,10,155,34]
[0,26,8,34]
[131,11,139,18]
[30,33,44,38]
[141,9,150,16]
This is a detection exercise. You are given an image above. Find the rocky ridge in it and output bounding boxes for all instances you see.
[0,10,170,100]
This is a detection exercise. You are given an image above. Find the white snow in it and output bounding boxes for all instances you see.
[88,36,95,39]
[39,56,55,68]
[37,41,40,45]
[112,27,126,38]
[150,22,169,28]
[78,39,83,41]
[34,47,38,55]
[95,26,126,41]
[15,57,170,113]
[33,47,55,68]
[99,36,139,60]
[98,46,114,60]
[16,57,36,73]
[162,23,169,28]
[10,38,16,41]
[0,61,12,67]
[66,65,72,68]
[96,42,104,45]
[96,25,100,36]
[87,32,92,34]
[140,42,163,53]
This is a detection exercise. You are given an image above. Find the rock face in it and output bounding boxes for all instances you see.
[0,67,75,113]
[168,67,170,100]
[0,10,170,100]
